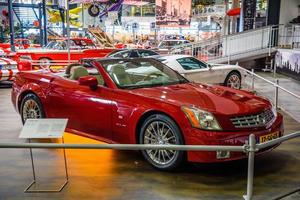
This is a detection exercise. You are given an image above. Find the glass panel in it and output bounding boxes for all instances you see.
[100,59,188,89]
[177,57,208,70]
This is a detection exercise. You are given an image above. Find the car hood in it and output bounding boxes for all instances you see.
[131,83,271,116]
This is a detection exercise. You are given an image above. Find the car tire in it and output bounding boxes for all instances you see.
[20,93,45,124]
[88,4,100,17]
[139,114,185,171]
[224,71,241,89]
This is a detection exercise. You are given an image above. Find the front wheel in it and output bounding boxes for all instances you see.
[20,93,45,124]
[139,114,185,171]
[225,71,241,89]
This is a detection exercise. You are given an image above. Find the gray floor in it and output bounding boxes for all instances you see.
[0,75,300,200]
[243,71,300,123]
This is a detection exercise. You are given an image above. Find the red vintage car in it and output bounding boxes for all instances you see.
[16,38,115,66]
[11,58,283,170]
[0,39,40,51]
[0,55,32,83]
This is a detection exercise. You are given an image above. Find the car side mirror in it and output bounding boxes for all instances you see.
[78,76,98,90]
[207,64,213,70]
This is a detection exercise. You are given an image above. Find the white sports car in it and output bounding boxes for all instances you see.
[154,55,247,89]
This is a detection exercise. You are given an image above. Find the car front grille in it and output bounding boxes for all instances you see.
[230,109,275,128]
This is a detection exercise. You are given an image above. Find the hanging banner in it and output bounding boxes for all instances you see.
[156,0,192,27]
[242,0,256,31]
[275,49,300,81]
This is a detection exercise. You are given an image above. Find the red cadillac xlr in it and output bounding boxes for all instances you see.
[11,58,283,170]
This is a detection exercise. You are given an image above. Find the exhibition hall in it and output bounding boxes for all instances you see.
[0,0,300,199]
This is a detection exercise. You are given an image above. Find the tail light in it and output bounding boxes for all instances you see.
[17,60,32,71]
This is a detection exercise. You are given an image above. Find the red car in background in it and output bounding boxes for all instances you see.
[0,54,32,83]
[16,38,115,66]
[0,39,40,51]
[12,58,283,170]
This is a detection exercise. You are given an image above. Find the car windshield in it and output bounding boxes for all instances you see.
[158,40,189,48]
[99,58,189,89]
[177,57,208,70]
[46,41,69,50]
[46,39,95,50]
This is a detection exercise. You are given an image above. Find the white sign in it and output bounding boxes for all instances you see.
[108,11,118,21]
[19,119,68,139]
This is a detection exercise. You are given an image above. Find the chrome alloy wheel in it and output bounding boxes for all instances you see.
[227,74,241,89]
[22,99,42,121]
[143,121,178,165]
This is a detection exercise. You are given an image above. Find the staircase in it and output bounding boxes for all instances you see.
[47,28,62,38]
[170,25,300,64]
[13,6,39,27]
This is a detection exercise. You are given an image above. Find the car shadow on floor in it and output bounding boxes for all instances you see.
[0,82,12,88]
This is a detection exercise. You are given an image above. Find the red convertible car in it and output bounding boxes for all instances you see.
[12,58,283,170]
[0,39,40,51]
[16,38,114,66]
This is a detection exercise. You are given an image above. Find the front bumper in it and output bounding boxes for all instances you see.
[184,113,284,163]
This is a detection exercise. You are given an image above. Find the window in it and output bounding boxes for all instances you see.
[138,50,158,57]
[100,59,188,89]
[177,57,208,70]
[110,51,131,58]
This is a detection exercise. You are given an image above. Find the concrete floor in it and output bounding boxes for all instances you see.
[243,71,300,123]
[0,80,300,200]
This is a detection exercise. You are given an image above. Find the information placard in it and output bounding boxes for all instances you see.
[19,119,68,139]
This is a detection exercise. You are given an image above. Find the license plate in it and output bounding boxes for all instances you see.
[259,131,280,143]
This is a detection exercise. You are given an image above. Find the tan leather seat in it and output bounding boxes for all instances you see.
[93,74,104,85]
[70,66,89,80]
[110,65,132,85]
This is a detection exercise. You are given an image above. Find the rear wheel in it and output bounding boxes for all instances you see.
[225,71,241,89]
[20,93,45,124]
[139,114,185,171]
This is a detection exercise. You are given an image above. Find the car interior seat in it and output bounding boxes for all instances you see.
[110,64,132,86]
[70,66,89,80]
[130,51,139,58]
[93,74,105,85]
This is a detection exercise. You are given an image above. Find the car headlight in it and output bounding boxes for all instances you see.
[181,106,222,130]
[271,103,277,118]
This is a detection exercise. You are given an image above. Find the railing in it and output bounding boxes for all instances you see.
[0,131,299,200]
[278,25,300,48]
[245,68,300,110]
[170,24,300,64]
[28,60,77,68]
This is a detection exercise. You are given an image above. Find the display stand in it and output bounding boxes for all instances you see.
[19,119,69,193]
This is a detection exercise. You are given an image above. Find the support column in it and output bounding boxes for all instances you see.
[8,0,15,52]
[38,3,43,46]
[231,0,239,34]
[42,0,47,46]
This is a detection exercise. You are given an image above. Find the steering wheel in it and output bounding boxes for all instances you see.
[142,72,164,81]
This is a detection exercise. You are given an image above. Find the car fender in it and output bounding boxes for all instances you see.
[127,103,190,144]
[17,82,47,113]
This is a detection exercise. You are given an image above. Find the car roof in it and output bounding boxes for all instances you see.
[161,40,189,42]
[81,57,158,63]
[151,54,191,60]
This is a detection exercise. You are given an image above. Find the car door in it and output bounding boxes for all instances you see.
[46,66,113,142]
[176,57,222,84]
